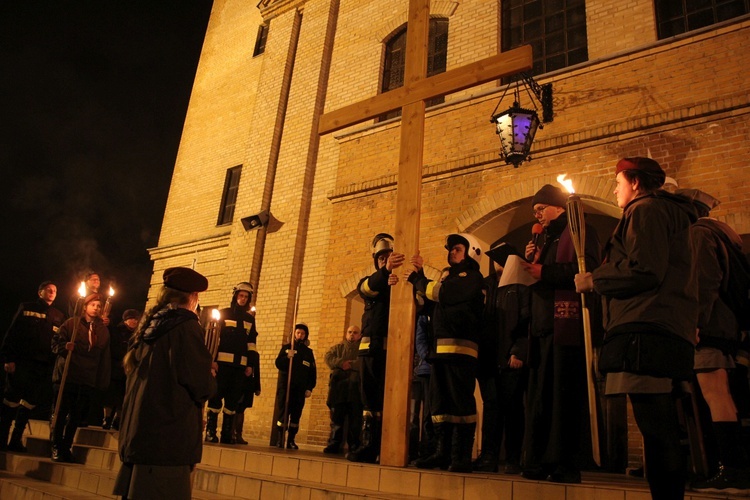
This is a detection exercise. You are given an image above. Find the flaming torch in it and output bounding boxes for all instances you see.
[101,286,115,321]
[557,173,601,467]
[52,281,87,431]
[204,309,222,359]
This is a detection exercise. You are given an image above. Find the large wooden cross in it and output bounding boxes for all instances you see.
[319,0,532,467]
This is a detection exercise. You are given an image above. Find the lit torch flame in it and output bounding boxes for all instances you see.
[557,174,575,194]
[78,282,87,297]
[211,309,221,321]
[250,306,256,313]
[109,286,115,297]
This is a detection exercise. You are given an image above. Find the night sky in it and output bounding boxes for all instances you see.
[0,1,214,328]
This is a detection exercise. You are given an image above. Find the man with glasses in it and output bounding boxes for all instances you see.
[520,184,602,483]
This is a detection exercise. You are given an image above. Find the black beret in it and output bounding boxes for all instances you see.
[163,267,208,293]
[294,323,309,339]
[531,184,568,208]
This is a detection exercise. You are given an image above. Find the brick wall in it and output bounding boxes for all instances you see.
[152,0,750,465]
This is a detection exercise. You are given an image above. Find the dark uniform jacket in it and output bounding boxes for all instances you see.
[692,218,743,354]
[324,339,360,407]
[478,275,530,378]
[118,306,216,466]
[593,191,698,378]
[109,322,132,382]
[408,259,485,361]
[357,266,393,356]
[275,341,317,394]
[1,299,64,365]
[52,316,110,389]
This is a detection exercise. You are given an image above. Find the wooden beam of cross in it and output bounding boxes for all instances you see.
[318,0,532,467]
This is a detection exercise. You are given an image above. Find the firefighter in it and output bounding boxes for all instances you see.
[0,281,65,451]
[274,323,317,449]
[206,282,259,444]
[347,233,404,463]
[406,233,486,472]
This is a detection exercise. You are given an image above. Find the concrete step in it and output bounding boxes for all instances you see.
[0,470,109,500]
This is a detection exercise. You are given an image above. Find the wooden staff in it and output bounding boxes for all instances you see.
[566,193,601,467]
[280,284,302,448]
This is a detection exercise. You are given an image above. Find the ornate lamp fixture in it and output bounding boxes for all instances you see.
[490,73,553,168]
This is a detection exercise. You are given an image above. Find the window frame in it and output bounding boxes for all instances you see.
[217,165,242,226]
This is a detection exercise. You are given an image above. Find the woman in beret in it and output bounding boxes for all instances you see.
[114,267,217,500]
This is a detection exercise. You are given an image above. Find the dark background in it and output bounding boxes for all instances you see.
[0,1,214,329]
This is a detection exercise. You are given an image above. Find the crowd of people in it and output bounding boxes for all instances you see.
[2,158,749,500]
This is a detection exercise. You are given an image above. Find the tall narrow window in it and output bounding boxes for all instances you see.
[253,23,269,56]
[217,166,242,226]
[502,0,588,76]
[379,18,449,122]
[655,0,748,39]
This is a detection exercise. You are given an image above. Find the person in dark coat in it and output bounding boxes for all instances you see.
[520,184,602,484]
[206,282,260,444]
[407,232,486,473]
[114,267,216,500]
[576,157,699,499]
[474,243,530,474]
[323,325,362,454]
[347,233,404,463]
[102,309,140,430]
[274,323,317,450]
[51,292,111,462]
[675,188,750,493]
[0,281,64,451]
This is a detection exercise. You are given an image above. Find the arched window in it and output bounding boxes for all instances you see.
[379,18,448,122]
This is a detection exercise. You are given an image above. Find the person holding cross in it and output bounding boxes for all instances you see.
[406,232,486,473]
[347,233,404,463]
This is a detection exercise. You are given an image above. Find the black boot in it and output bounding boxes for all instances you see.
[102,413,114,430]
[233,410,248,444]
[448,423,475,473]
[220,413,235,444]
[7,406,30,452]
[472,450,498,472]
[286,426,299,450]
[0,403,16,450]
[205,410,219,443]
[347,416,380,463]
[414,423,452,470]
[323,422,343,454]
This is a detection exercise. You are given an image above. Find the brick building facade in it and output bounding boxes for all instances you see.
[149,0,750,467]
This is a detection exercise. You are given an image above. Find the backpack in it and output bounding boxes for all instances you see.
[695,219,750,330]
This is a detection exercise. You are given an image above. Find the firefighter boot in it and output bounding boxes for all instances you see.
[347,415,380,463]
[448,423,475,473]
[220,413,235,444]
[286,426,299,450]
[414,423,452,470]
[8,406,30,452]
[233,410,248,444]
[0,403,15,450]
[323,422,343,454]
[205,410,219,443]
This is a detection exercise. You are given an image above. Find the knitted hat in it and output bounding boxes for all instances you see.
[163,267,208,293]
[38,280,55,292]
[122,309,141,321]
[294,323,309,340]
[531,184,568,208]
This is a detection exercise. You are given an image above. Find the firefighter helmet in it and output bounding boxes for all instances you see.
[371,233,394,269]
[445,233,485,266]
